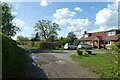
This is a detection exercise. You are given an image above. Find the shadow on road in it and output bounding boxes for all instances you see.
[27,52,48,78]
[17,47,48,78]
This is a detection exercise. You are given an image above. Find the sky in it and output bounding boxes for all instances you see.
[1,0,119,40]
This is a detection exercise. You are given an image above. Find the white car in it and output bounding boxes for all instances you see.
[77,43,92,49]
[64,43,77,50]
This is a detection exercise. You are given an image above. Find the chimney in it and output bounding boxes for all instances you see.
[84,31,87,34]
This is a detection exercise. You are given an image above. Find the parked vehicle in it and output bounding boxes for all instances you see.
[77,43,92,49]
[64,43,77,50]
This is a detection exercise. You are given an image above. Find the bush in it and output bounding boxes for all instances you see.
[16,41,61,50]
[77,49,83,55]
[110,42,120,78]
[34,41,41,48]
[1,33,29,78]
[1,33,17,77]
[86,50,92,54]
[73,39,79,46]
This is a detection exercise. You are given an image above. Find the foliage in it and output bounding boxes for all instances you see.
[110,42,120,78]
[33,32,40,41]
[1,2,20,37]
[73,39,79,46]
[33,41,41,48]
[67,32,76,43]
[77,49,92,56]
[34,20,61,40]
[17,35,29,41]
[45,35,57,42]
[71,53,115,78]
[55,46,64,50]
[2,33,29,78]
[16,41,60,50]
[58,38,71,46]
[77,49,83,55]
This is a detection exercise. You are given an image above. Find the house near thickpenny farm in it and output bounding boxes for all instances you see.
[79,29,120,49]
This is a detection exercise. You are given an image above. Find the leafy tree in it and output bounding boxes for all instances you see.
[1,2,20,37]
[17,35,29,41]
[34,20,61,40]
[34,32,40,41]
[45,35,57,42]
[73,39,79,46]
[59,38,71,45]
[67,32,76,43]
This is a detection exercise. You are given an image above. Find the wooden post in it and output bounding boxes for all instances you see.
[98,40,100,49]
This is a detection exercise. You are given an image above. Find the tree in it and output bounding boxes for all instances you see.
[59,38,71,46]
[67,32,76,43]
[73,39,79,46]
[34,32,40,41]
[45,34,58,42]
[34,20,61,40]
[1,2,20,37]
[17,35,29,41]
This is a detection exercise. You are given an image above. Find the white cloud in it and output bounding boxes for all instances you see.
[11,11,17,15]
[74,7,83,12]
[24,26,30,29]
[12,18,30,29]
[53,1,119,38]
[95,1,118,31]
[53,8,76,19]
[40,0,48,7]
[11,19,31,40]
[53,8,93,37]
[12,19,25,28]
[0,0,12,2]
[16,4,19,7]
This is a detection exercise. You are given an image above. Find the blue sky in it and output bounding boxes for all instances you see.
[9,1,118,40]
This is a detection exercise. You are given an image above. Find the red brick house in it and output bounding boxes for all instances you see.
[80,29,120,49]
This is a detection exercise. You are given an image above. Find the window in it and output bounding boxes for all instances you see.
[108,31,115,36]
[105,40,110,44]
[84,34,88,38]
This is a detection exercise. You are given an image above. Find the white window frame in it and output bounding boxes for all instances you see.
[108,31,115,36]
[84,34,88,38]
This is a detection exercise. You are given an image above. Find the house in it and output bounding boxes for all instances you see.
[80,29,120,49]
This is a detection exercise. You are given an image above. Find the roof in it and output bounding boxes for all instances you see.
[80,29,120,41]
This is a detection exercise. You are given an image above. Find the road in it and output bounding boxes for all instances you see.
[27,49,99,78]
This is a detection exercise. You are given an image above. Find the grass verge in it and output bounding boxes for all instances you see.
[71,53,115,78]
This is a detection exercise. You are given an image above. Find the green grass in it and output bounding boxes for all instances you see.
[71,53,115,78]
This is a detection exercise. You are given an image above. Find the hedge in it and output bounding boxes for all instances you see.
[2,33,17,77]
[1,33,29,78]
[16,41,60,50]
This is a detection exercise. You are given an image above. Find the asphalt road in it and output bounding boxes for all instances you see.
[27,49,99,78]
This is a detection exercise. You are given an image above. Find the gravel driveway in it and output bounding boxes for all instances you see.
[29,50,99,78]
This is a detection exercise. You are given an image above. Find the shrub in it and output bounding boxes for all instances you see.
[110,42,120,78]
[77,49,83,55]
[1,33,29,78]
[34,41,41,48]
[86,50,92,54]
[1,33,17,77]
[73,39,79,46]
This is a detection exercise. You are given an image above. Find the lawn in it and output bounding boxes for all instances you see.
[71,53,116,78]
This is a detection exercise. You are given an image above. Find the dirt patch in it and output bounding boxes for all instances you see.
[38,61,49,65]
